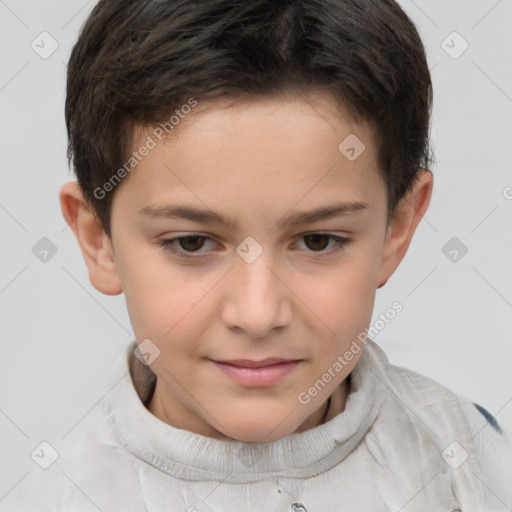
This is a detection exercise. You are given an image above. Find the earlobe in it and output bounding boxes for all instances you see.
[59,181,123,295]
[377,170,433,288]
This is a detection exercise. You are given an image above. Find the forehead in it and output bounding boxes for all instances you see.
[115,92,386,222]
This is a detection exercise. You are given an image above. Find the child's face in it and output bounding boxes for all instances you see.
[70,92,430,442]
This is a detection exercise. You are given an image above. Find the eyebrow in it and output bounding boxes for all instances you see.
[137,201,368,229]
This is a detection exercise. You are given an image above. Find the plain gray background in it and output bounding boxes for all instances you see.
[1,0,511,508]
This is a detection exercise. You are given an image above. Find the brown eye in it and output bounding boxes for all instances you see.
[178,236,206,251]
[295,233,351,255]
[159,234,213,258]
[303,234,330,251]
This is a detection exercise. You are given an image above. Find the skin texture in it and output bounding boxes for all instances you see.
[60,91,433,442]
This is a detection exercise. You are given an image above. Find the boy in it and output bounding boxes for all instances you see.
[15,0,512,510]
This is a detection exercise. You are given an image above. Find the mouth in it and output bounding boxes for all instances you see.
[212,358,300,368]
[210,358,302,387]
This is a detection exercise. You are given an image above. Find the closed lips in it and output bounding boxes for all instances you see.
[213,358,301,368]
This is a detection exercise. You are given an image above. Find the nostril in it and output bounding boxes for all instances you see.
[291,503,308,512]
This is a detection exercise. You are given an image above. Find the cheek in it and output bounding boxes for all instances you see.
[127,282,202,339]
[120,252,222,344]
[297,255,379,337]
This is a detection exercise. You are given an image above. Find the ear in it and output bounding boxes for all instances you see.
[59,181,122,295]
[377,169,433,288]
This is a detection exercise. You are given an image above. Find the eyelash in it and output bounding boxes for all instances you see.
[158,233,351,258]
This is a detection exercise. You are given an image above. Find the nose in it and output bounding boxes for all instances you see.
[221,250,292,338]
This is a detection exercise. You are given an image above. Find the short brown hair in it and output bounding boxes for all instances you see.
[65,0,433,237]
